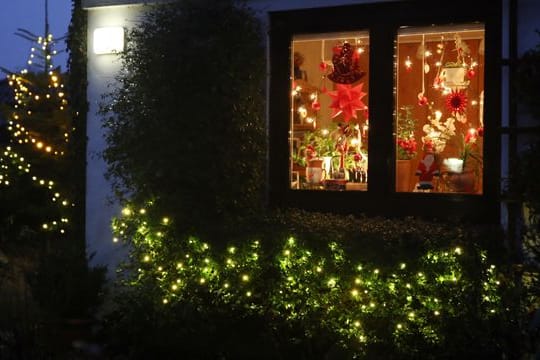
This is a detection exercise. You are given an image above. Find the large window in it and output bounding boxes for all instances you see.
[269,0,501,222]
[290,31,369,191]
[395,24,485,194]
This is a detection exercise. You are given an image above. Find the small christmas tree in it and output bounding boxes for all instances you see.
[1,7,73,240]
[0,2,107,340]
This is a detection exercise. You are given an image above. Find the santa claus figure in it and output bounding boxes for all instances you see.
[415,145,439,190]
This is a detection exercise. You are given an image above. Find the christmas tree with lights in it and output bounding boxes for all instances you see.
[0,2,73,242]
[0,2,105,335]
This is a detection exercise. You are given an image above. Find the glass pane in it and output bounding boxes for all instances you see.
[395,24,484,194]
[290,31,369,191]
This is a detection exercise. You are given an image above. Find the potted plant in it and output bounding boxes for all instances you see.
[396,106,418,191]
[295,126,341,183]
[443,128,483,193]
[438,34,472,90]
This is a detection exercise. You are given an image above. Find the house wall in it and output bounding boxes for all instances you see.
[84,0,539,272]
[85,4,146,272]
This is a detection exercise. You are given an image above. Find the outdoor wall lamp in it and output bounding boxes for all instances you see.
[93,26,125,54]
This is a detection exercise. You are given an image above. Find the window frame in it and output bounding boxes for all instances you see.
[268,0,502,223]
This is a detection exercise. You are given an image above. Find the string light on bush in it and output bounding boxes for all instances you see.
[109,202,508,354]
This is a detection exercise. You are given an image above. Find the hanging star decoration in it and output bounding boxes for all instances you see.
[324,41,367,122]
[327,83,367,122]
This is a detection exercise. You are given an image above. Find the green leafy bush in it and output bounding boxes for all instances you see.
[101,206,516,359]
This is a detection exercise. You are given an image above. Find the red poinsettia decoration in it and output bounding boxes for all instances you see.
[445,89,468,116]
[397,137,418,160]
[327,83,367,122]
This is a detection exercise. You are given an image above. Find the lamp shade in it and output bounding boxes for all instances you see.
[93,27,124,54]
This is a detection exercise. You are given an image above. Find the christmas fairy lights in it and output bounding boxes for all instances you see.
[1,29,73,238]
[111,201,506,353]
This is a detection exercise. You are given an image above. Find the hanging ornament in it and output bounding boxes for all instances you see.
[466,69,476,79]
[477,126,484,137]
[417,92,428,106]
[328,42,365,84]
[417,35,428,105]
[445,89,467,116]
[327,83,367,122]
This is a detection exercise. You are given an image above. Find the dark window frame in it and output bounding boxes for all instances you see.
[268,0,502,223]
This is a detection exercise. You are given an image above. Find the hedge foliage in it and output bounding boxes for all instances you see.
[102,206,517,359]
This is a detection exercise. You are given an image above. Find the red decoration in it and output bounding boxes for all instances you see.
[415,148,440,190]
[464,128,478,144]
[327,83,367,122]
[328,42,365,84]
[311,100,321,111]
[397,138,417,158]
[417,92,428,106]
[477,126,484,137]
[319,61,328,72]
[445,89,468,116]
[466,69,476,79]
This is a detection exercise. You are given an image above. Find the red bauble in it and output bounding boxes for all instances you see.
[467,69,476,79]
[311,100,321,111]
[417,92,428,106]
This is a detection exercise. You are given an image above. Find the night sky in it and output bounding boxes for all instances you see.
[0,0,72,73]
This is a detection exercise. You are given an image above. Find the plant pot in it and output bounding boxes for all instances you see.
[441,65,469,89]
[447,169,476,193]
[396,159,412,192]
[306,159,323,185]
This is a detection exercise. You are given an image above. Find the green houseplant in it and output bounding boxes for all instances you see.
[396,106,418,160]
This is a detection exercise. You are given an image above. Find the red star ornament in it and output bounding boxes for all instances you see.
[327,83,367,122]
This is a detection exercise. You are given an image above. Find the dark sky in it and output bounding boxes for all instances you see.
[0,0,72,73]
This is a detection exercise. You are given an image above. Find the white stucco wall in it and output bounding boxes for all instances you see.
[86,4,148,273]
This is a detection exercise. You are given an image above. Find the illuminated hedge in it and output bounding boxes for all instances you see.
[110,202,511,358]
